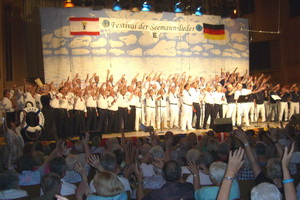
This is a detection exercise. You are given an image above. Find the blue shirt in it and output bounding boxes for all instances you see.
[87,192,128,200]
[19,168,43,186]
[195,179,240,200]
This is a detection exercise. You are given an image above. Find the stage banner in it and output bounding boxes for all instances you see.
[40,8,249,84]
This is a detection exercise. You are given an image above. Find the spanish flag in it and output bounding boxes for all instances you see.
[203,23,225,40]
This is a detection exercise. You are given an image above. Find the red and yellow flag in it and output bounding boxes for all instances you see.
[70,17,100,35]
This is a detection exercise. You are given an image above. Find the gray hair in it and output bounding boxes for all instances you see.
[140,143,151,156]
[209,161,227,185]
[251,182,282,200]
[149,146,164,159]
[65,154,79,170]
[186,149,201,164]
[100,152,117,171]
[74,141,85,153]
[266,158,282,180]
[199,152,214,167]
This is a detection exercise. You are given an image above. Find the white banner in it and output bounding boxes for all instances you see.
[99,18,203,33]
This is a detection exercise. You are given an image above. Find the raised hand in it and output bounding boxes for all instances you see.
[187,162,199,176]
[235,129,249,145]
[282,143,295,169]
[165,136,173,149]
[267,127,278,143]
[74,162,85,174]
[82,132,90,145]
[88,155,104,172]
[225,148,245,177]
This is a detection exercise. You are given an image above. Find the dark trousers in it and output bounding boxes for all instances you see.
[53,108,63,138]
[192,103,201,129]
[118,107,128,132]
[74,110,85,135]
[203,104,214,129]
[107,110,118,133]
[86,107,97,131]
[66,110,74,136]
[214,104,223,119]
[97,108,108,133]
[60,109,69,138]
[128,105,136,131]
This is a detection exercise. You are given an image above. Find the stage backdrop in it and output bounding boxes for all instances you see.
[40,8,249,84]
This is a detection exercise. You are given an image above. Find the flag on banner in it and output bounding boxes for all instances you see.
[69,17,100,35]
[203,23,225,40]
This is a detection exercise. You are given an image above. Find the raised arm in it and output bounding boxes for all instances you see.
[217,148,244,200]
[84,73,89,84]
[74,162,91,200]
[187,162,201,190]
[89,73,96,84]
[235,129,262,178]
[281,143,297,200]
[72,73,79,86]
[134,162,145,200]
[82,132,91,164]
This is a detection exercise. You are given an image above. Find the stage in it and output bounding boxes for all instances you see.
[100,121,278,139]
[0,121,284,146]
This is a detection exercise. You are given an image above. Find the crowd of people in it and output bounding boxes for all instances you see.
[2,68,300,141]
[1,68,300,199]
[0,121,300,199]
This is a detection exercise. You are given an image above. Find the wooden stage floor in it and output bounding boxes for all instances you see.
[0,121,284,145]
[100,121,281,139]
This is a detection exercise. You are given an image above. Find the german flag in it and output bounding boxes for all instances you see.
[203,23,225,40]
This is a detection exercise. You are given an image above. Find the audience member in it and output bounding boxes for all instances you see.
[32,173,61,200]
[0,170,28,199]
[135,160,195,200]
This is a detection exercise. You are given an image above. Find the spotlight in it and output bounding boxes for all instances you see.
[64,0,74,7]
[141,1,151,12]
[131,0,140,12]
[131,6,140,12]
[195,6,203,15]
[174,1,183,13]
[231,7,238,18]
[112,0,122,11]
